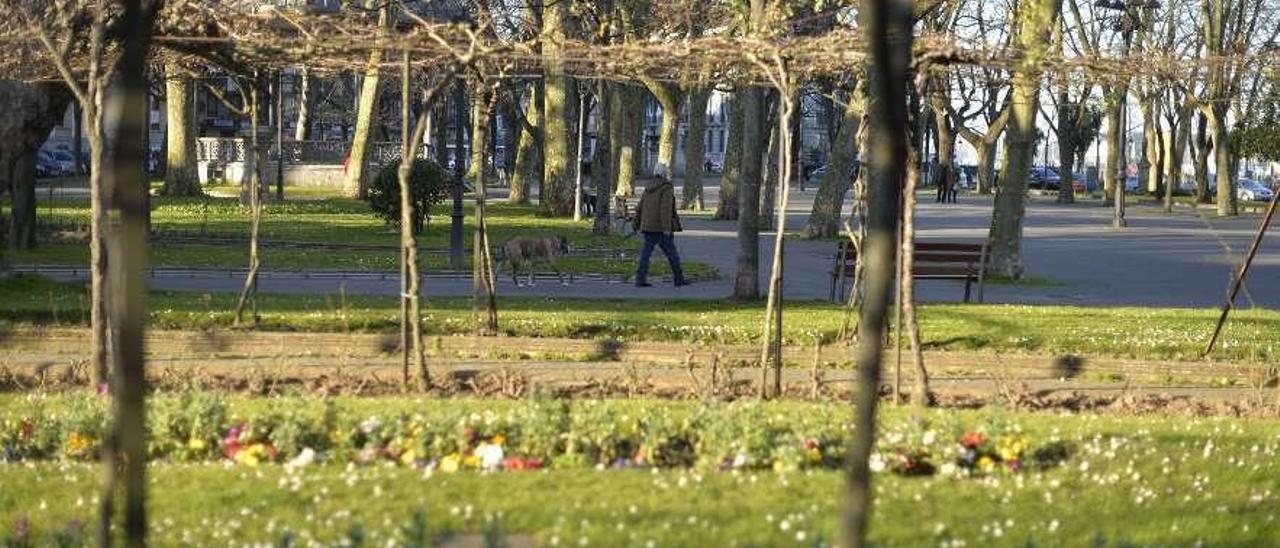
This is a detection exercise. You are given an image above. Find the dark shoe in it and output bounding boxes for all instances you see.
[674,280,692,287]
[635,281,653,287]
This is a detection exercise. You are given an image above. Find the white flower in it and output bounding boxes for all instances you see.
[287,448,316,469]
[869,454,887,473]
[922,431,937,445]
[476,443,505,471]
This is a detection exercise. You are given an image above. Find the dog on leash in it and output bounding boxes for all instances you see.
[498,236,570,287]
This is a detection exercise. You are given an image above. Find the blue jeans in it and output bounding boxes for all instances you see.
[636,232,684,284]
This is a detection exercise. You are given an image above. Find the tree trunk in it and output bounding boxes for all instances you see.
[6,153,37,251]
[845,1,911,545]
[1103,93,1124,202]
[682,87,710,210]
[902,144,930,409]
[346,16,385,200]
[733,87,765,300]
[510,82,541,204]
[0,81,70,251]
[103,0,158,542]
[1162,105,1189,213]
[347,56,382,198]
[540,0,573,216]
[648,82,683,172]
[234,83,264,327]
[162,66,201,196]
[933,104,956,189]
[717,93,743,220]
[593,82,613,234]
[1193,111,1210,203]
[1141,99,1163,195]
[806,88,862,238]
[972,138,996,195]
[471,88,499,335]
[295,67,312,141]
[1055,85,1076,203]
[986,0,1061,279]
[759,88,795,399]
[1207,105,1235,216]
[499,96,519,185]
[761,107,779,229]
[613,85,643,197]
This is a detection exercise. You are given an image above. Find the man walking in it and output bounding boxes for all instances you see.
[634,163,689,287]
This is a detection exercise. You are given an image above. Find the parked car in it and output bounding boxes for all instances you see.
[37,150,74,178]
[1029,166,1061,190]
[1237,179,1275,202]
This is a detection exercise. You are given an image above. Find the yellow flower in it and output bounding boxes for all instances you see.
[400,449,418,465]
[492,435,506,446]
[997,436,1029,462]
[64,433,94,458]
[463,454,481,469]
[234,449,260,467]
[188,438,207,451]
[977,455,996,472]
[439,454,461,473]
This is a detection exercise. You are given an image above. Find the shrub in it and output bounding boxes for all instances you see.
[367,159,451,234]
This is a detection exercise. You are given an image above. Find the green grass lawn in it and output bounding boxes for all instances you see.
[5,194,715,277]
[2,275,1276,361]
[2,396,1278,546]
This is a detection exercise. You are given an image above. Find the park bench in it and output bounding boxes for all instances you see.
[613,196,636,234]
[829,240,989,303]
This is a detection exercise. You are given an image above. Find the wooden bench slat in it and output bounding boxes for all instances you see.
[912,266,976,277]
[913,252,983,264]
[830,239,988,303]
[915,242,985,252]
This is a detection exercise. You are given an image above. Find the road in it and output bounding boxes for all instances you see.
[27,184,1280,307]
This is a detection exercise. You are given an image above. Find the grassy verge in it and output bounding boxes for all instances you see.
[5,196,715,276]
[2,396,1278,546]
[2,275,1277,361]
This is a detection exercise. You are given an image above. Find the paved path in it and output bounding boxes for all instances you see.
[30,185,1280,307]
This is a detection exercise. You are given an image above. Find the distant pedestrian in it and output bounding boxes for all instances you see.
[633,163,688,288]
[945,166,959,203]
[935,165,950,203]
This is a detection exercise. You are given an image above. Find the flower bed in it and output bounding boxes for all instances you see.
[1,393,1067,476]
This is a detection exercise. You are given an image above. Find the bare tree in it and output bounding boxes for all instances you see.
[806,83,863,238]
[161,62,201,196]
[102,1,163,544]
[986,0,1062,278]
[345,4,390,199]
[844,0,911,544]
[682,86,711,210]
[13,0,110,386]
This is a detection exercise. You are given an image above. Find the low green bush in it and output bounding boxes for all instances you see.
[366,159,451,234]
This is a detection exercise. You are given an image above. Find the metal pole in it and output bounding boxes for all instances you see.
[573,88,586,222]
[275,70,284,201]
[1204,187,1279,356]
[450,82,465,271]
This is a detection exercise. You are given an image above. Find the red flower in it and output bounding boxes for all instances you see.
[959,432,986,449]
[503,457,543,471]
